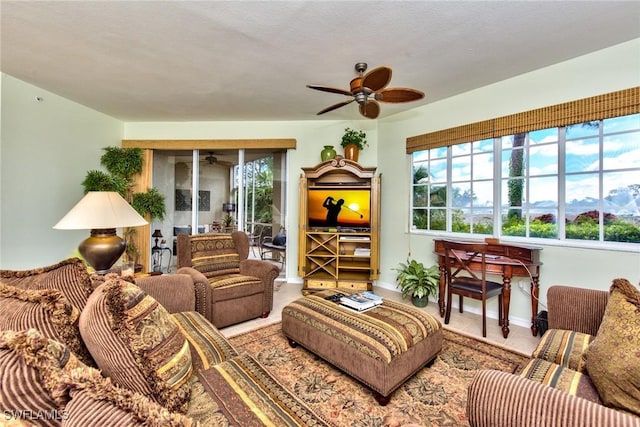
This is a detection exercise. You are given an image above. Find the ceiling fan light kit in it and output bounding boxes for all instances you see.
[307,62,425,119]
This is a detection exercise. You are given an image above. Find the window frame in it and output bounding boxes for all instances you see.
[409,113,640,250]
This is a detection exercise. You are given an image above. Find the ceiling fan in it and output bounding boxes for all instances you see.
[307,62,425,119]
[201,152,233,167]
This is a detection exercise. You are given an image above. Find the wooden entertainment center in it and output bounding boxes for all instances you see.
[298,159,380,294]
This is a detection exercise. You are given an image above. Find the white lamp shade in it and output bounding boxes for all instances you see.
[54,191,148,230]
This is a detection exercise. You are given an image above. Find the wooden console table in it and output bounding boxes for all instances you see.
[434,239,542,338]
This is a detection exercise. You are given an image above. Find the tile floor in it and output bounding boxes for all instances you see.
[220,280,541,356]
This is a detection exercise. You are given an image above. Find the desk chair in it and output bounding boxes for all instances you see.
[443,240,504,337]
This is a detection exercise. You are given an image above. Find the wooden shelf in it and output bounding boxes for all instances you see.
[298,160,380,294]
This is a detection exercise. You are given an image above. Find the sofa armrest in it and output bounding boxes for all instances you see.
[175,267,210,317]
[134,274,197,313]
[240,259,280,312]
[467,370,640,427]
[547,285,609,336]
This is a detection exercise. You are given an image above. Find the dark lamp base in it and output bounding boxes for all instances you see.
[79,228,126,274]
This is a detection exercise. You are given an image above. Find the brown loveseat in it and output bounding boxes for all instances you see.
[467,280,640,427]
[176,231,279,328]
[0,258,327,426]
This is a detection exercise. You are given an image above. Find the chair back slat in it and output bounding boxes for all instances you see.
[443,240,489,285]
[442,240,503,337]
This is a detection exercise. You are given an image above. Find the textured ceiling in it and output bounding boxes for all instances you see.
[2,1,639,122]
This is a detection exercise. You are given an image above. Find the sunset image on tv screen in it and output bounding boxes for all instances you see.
[308,189,371,228]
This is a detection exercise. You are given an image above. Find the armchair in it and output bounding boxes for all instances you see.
[176,231,280,328]
[467,283,640,427]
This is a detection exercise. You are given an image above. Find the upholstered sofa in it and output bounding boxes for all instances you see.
[467,279,640,427]
[176,231,280,328]
[0,258,327,426]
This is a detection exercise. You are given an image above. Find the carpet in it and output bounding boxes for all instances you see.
[229,323,529,427]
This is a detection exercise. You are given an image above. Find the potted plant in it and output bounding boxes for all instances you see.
[340,128,368,162]
[222,213,234,230]
[394,259,440,307]
[82,146,166,269]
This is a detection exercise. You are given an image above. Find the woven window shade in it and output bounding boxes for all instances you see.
[406,87,640,154]
[406,121,494,153]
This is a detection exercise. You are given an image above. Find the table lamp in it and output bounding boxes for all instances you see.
[54,191,148,273]
[152,229,163,249]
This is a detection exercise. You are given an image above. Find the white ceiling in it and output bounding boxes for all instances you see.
[2,1,639,122]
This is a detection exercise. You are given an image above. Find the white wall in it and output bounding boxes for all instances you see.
[0,74,123,268]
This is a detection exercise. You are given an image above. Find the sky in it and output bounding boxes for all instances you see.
[413,114,640,214]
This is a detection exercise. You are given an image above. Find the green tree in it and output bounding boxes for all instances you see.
[507,133,525,221]
[245,156,274,223]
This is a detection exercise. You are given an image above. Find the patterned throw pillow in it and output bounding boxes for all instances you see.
[585,278,640,416]
[0,283,94,366]
[0,329,87,427]
[79,278,193,413]
[0,258,93,311]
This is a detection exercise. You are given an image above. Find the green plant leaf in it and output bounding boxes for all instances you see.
[394,259,440,298]
[81,170,128,195]
[101,146,143,179]
[340,128,368,150]
[131,188,166,221]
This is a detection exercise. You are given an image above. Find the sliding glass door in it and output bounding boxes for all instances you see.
[150,148,286,271]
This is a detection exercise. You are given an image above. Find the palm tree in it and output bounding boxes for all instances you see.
[507,133,525,221]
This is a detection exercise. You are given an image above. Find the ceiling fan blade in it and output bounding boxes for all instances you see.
[306,84,353,96]
[375,87,425,103]
[317,99,355,115]
[359,100,380,119]
[362,66,392,92]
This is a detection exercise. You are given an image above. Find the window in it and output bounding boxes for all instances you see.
[411,113,640,245]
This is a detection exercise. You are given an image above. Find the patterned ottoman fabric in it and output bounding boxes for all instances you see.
[281,291,443,404]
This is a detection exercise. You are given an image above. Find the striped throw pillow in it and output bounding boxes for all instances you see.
[0,283,94,366]
[63,368,198,427]
[0,329,87,427]
[0,258,93,311]
[532,328,594,372]
[519,358,602,404]
[79,278,193,413]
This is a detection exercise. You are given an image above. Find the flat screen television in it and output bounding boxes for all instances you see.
[307,188,371,230]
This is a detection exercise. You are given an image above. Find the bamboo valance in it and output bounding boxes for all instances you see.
[406,87,640,154]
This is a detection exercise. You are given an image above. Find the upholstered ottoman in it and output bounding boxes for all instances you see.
[281,290,443,405]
